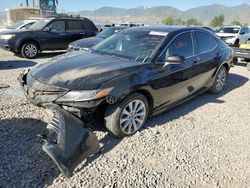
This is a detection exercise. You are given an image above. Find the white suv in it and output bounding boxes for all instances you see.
[216,26,250,47]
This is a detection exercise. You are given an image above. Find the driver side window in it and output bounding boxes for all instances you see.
[47,20,65,33]
[159,32,194,62]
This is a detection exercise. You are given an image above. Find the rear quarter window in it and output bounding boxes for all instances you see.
[81,20,96,32]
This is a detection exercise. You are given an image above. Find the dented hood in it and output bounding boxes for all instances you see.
[30,52,139,90]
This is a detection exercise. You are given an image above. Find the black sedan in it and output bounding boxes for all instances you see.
[19,26,234,177]
[67,26,128,52]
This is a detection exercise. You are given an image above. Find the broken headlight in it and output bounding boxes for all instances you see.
[56,87,114,102]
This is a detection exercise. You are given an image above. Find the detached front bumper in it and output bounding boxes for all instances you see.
[42,104,100,178]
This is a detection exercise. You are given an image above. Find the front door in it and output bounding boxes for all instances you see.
[40,20,68,50]
[151,32,200,111]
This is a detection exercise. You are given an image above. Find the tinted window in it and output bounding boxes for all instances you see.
[217,37,228,49]
[241,27,249,34]
[67,20,82,31]
[210,34,218,49]
[47,20,65,32]
[159,32,193,62]
[195,31,213,54]
[81,20,95,31]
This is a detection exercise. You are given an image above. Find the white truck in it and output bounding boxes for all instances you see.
[216,25,250,47]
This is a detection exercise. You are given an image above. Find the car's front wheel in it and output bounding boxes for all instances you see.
[21,42,39,59]
[105,92,149,138]
[209,65,228,94]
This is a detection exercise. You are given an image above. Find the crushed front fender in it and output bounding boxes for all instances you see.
[42,104,100,178]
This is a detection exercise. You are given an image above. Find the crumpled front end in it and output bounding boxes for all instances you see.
[18,72,101,178]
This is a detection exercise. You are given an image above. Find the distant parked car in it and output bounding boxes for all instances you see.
[68,26,128,52]
[0,20,38,32]
[234,42,250,62]
[216,25,250,47]
[0,17,97,58]
[19,26,234,177]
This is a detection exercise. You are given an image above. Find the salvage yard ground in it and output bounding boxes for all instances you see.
[0,49,250,188]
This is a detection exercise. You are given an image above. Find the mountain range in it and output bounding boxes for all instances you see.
[78,3,250,25]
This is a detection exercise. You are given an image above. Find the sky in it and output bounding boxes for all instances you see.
[1,0,250,12]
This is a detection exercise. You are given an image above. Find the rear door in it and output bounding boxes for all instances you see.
[40,20,67,50]
[66,20,84,43]
[193,31,220,89]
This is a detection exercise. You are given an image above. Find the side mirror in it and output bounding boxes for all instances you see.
[163,55,185,68]
[240,31,245,35]
[44,27,51,32]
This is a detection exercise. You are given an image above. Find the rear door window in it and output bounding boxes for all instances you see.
[81,20,95,31]
[67,20,82,31]
[194,31,213,54]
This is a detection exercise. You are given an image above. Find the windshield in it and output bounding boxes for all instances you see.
[6,21,25,29]
[29,19,51,30]
[97,27,123,39]
[92,29,167,62]
[218,27,240,34]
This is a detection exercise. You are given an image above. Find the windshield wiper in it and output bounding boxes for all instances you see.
[134,51,152,62]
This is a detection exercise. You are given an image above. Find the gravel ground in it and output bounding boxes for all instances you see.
[0,49,250,188]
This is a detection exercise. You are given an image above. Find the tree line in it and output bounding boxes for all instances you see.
[162,15,242,27]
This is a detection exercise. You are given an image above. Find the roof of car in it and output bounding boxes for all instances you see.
[128,25,210,33]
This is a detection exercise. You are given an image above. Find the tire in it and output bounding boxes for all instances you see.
[234,39,239,47]
[233,57,238,64]
[105,92,149,138]
[21,42,39,59]
[209,66,228,94]
[244,58,250,62]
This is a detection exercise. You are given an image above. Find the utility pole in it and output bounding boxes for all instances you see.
[26,0,29,6]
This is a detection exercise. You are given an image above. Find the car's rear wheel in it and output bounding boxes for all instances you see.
[209,66,228,94]
[21,42,38,59]
[234,39,239,47]
[105,93,149,138]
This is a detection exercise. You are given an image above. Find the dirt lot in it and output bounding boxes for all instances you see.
[0,49,249,188]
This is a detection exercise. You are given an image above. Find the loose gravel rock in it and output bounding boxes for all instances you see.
[0,49,250,188]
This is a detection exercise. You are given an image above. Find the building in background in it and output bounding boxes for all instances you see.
[5,0,57,24]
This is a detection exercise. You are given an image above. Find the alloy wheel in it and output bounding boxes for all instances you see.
[119,100,146,135]
[215,68,227,91]
[25,44,38,58]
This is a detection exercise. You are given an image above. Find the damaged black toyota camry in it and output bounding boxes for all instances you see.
[19,26,234,177]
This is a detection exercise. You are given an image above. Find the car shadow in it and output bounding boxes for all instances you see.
[0,60,37,70]
[0,118,60,187]
[0,73,248,187]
